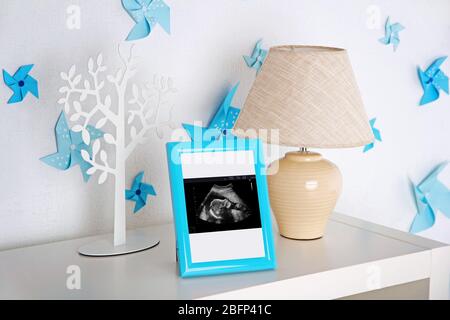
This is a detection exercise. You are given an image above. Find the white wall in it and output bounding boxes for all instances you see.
[0,0,449,250]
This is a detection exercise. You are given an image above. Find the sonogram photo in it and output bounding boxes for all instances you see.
[183,175,262,234]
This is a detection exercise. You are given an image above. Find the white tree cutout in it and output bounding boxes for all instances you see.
[58,45,177,249]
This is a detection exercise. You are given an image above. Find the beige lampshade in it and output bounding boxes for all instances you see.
[234,45,374,148]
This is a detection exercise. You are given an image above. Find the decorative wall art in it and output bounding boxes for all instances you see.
[410,162,450,233]
[363,118,382,153]
[417,56,449,106]
[183,83,240,142]
[122,0,171,41]
[243,39,268,73]
[2,64,39,104]
[40,111,104,182]
[125,171,157,213]
[378,16,404,52]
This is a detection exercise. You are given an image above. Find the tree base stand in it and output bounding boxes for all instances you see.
[78,229,160,257]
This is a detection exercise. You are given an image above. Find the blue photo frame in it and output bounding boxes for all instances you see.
[166,137,276,277]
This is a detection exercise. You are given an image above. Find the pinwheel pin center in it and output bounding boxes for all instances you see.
[2,64,39,103]
[417,56,449,105]
[135,189,142,195]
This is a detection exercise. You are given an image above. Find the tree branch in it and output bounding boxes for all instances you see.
[89,70,118,124]
[124,120,172,159]
[124,80,173,159]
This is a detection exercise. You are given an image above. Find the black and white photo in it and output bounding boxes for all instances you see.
[184,175,262,234]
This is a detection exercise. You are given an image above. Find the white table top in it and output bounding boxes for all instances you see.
[0,213,448,299]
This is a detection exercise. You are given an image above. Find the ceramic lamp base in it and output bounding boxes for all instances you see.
[267,151,342,240]
[78,229,160,257]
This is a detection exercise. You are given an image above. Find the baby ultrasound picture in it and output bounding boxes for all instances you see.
[183,175,262,234]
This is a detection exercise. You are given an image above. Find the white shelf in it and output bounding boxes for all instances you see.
[0,213,448,299]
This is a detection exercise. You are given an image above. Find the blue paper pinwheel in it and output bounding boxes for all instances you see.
[363,118,382,152]
[410,162,450,234]
[125,171,156,213]
[122,0,170,41]
[40,112,104,182]
[2,64,39,104]
[417,56,449,106]
[183,83,240,141]
[243,39,268,73]
[378,16,404,51]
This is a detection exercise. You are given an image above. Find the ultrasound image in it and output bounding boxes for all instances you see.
[184,175,262,234]
[198,184,251,224]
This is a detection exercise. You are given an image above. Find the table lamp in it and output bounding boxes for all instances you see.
[233,45,374,240]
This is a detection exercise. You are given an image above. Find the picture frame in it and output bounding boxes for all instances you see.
[166,137,276,277]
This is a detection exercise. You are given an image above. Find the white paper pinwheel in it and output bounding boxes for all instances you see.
[363,118,382,152]
[2,64,39,104]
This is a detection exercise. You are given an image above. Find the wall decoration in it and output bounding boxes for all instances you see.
[183,83,240,141]
[363,118,381,152]
[243,39,268,73]
[417,56,449,106]
[40,111,104,182]
[378,16,404,51]
[122,0,171,41]
[2,64,39,104]
[125,171,156,213]
[57,45,176,256]
[410,162,450,233]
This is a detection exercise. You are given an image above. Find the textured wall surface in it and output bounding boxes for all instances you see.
[0,0,449,250]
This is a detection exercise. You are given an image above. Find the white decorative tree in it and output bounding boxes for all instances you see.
[58,45,176,255]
